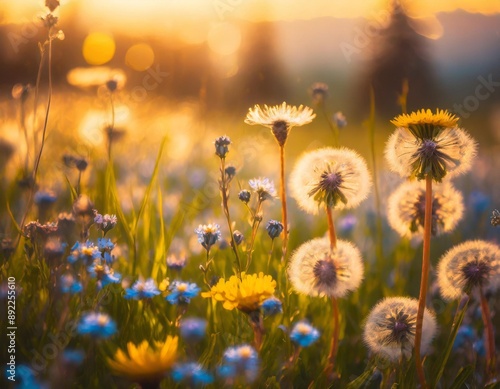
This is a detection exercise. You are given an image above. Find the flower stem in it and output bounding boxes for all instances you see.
[246,200,263,271]
[267,238,275,273]
[479,286,496,380]
[324,296,340,378]
[326,206,337,249]
[220,158,242,276]
[107,92,115,160]
[415,175,432,389]
[279,145,289,262]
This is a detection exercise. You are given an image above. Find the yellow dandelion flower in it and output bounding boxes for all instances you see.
[202,272,276,313]
[107,336,178,386]
[391,109,458,133]
[244,102,315,146]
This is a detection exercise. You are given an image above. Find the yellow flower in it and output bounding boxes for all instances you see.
[391,109,458,130]
[202,272,276,313]
[107,336,178,384]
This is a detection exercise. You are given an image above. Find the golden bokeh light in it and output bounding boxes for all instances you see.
[67,66,126,88]
[125,43,155,71]
[207,23,241,56]
[82,32,116,65]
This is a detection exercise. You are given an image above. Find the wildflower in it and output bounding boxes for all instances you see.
[338,215,357,234]
[289,147,372,215]
[179,318,207,342]
[87,260,121,287]
[60,274,83,294]
[202,272,276,313]
[97,238,115,264]
[166,253,187,271]
[214,135,231,158]
[261,297,283,316]
[77,312,117,339]
[67,241,100,264]
[437,240,500,300]
[44,238,66,262]
[388,181,464,238]
[34,190,57,207]
[225,165,236,181]
[491,209,500,227]
[266,220,284,239]
[22,221,58,241]
[288,237,364,298]
[290,321,320,347]
[172,363,213,386]
[11,83,31,101]
[469,191,491,214]
[233,230,244,245]
[245,102,315,146]
[218,345,259,383]
[195,224,221,251]
[238,189,251,203]
[333,111,347,129]
[249,178,276,201]
[385,109,477,182]
[309,82,329,105]
[93,210,117,234]
[62,349,85,366]
[45,0,60,12]
[453,325,474,350]
[158,278,170,294]
[63,154,88,171]
[166,281,200,304]
[108,336,178,386]
[363,297,437,362]
[124,278,161,300]
[11,365,46,389]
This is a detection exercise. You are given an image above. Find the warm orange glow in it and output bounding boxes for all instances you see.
[82,32,115,65]
[207,23,241,56]
[125,44,155,71]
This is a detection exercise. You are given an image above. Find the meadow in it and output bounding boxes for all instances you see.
[1,2,500,389]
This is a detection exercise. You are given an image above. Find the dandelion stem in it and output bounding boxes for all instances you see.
[325,296,340,378]
[326,206,337,249]
[220,158,242,276]
[279,145,289,262]
[479,285,496,380]
[414,175,432,389]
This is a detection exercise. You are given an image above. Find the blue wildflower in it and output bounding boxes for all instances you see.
[166,281,200,304]
[87,260,121,288]
[97,238,114,252]
[218,344,259,383]
[265,220,284,240]
[67,241,101,264]
[333,111,347,129]
[453,325,474,350]
[77,312,117,339]
[195,224,221,251]
[290,321,320,347]
[124,278,160,300]
[469,191,491,214]
[9,364,46,389]
[338,214,357,234]
[261,297,283,316]
[60,274,83,294]
[473,339,486,357]
[172,362,214,386]
[180,318,207,342]
[34,190,57,207]
[62,349,85,366]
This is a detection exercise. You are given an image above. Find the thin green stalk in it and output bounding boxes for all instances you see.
[319,102,339,146]
[414,175,433,389]
[220,157,242,276]
[246,199,263,271]
[279,145,289,262]
[107,92,115,160]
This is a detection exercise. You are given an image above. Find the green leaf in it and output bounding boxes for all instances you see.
[448,365,473,389]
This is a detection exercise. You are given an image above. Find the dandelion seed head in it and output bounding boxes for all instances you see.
[364,297,437,362]
[289,147,372,214]
[437,240,500,300]
[388,181,464,238]
[385,126,477,181]
[288,237,364,298]
[244,102,315,146]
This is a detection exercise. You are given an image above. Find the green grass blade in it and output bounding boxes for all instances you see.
[448,365,473,389]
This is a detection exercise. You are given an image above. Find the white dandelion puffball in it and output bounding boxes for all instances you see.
[437,240,500,301]
[289,147,372,215]
[364,297,437,362]
[387,181,464,239]
[288,237,364,298]
[384,127,477,181]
